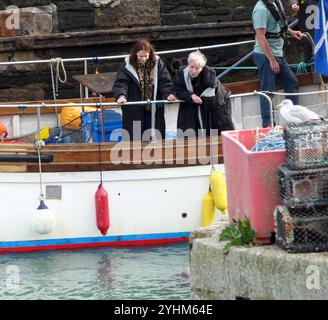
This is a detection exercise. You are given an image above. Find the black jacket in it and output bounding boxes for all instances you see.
[289,0,317,34]
[174,65,234,136]
[112,56,175,140]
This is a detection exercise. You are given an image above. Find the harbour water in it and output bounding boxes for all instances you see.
[0,243,190,300]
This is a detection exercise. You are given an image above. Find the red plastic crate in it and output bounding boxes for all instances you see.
[222,128,286,243]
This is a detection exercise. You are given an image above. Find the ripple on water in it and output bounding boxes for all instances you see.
[0,243,190,300]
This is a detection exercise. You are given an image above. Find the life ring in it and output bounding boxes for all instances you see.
[0,121,8,139]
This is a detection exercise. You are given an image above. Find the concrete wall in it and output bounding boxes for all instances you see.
[190,220,328,300]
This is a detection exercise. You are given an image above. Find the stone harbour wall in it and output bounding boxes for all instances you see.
[0,0,294,33]
[0,0,260,31]
[190,220,328,300]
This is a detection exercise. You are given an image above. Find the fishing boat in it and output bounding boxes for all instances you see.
[0,43,326,253]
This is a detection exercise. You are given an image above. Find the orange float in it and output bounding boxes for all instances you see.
[0,121,8,138]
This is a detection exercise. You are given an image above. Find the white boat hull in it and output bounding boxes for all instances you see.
[0,165,223,252]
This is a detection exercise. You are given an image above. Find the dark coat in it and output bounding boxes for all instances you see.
[289,0,317,33]
[112,56,175,140]
[174,65,234,136]
[289,0,317,61]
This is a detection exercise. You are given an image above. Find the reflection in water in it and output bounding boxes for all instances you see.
[0,243,190,300]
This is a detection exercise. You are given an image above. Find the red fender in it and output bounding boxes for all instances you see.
[95,183,110,235]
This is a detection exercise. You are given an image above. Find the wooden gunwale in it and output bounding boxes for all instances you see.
[0,136,223,173]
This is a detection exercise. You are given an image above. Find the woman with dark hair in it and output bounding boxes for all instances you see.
[174,50,234,136]
[112,39,176,141]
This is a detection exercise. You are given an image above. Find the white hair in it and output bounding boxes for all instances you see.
[188,50,207,68]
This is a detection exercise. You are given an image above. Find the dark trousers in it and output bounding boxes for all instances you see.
[253,52,299,127]
[121,105,165,141]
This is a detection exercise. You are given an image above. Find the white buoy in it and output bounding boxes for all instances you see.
[31,200,56,235]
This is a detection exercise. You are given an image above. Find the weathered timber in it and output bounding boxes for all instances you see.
[0,136,223,172]
[0,21,254,52]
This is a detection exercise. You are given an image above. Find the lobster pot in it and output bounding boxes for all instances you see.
[274,205,328,253]
[278,164,328,209]
[284,120,328,169]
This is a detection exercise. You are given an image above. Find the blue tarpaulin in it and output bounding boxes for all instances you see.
[315,0,328,76]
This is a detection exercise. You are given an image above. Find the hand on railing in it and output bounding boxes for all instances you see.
[166,94,177,101]
[117,96,127,104]
[191,94,203,105]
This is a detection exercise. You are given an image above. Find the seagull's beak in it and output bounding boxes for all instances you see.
[276,103,281,110]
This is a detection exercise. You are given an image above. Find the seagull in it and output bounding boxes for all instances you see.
[277,99,322,124]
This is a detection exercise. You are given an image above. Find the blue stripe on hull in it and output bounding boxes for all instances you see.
[0,232,190,249]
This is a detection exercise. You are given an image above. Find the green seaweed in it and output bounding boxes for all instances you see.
[219,218,256,254]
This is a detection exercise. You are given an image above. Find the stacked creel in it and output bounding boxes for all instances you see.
[274,120,328,253]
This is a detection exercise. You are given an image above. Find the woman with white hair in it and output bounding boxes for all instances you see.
[173,50,234,136]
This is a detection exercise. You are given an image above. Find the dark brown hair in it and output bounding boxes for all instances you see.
[129,39,156,69]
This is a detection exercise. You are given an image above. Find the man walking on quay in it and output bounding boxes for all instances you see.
[252,0,303,128]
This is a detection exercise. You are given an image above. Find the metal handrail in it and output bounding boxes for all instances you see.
[0,91,274,108]
[263,89,328,97]
[0,100,183,108]
[3,88,328,138]
[3,88,327,109]
[0,40,255,67]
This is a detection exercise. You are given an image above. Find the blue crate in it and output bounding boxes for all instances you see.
[92,124,122,142]
[81,109,123,142]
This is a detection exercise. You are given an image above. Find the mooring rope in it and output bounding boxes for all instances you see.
[50,58,68,127]
[252,128,285,152]
[35,140,45,202]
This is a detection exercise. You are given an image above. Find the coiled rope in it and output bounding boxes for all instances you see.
[251,128,285,152]
[50,58,68,127]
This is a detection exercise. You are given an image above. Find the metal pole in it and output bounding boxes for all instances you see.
[150,100,156,141]
[99,94,105,142]
[79,84,85,112]
[37,105,41,140]
[217,50,253,80]
[255,91,274,127]
[84,60,89,99]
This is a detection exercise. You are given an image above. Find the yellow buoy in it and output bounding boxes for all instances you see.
[210,171,228,213]
[34,126,50,141]
[201,190,216,227]
[60,104,95,130]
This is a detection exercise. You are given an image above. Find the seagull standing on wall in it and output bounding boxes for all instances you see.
[277,99,322,123]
